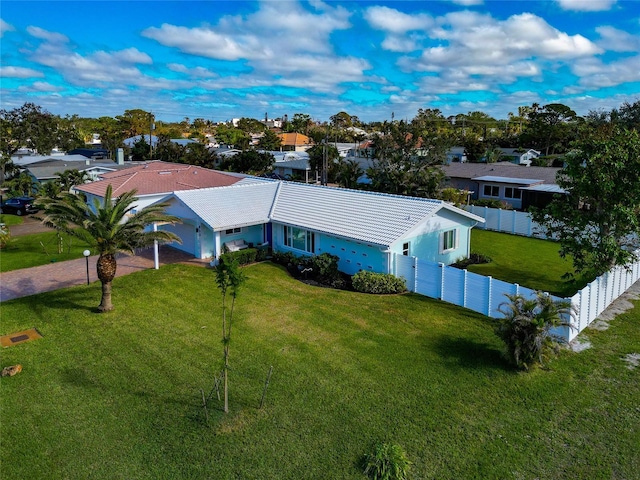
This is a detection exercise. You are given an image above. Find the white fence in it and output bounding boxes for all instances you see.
[394,250,640,343]
[463,205,550,238]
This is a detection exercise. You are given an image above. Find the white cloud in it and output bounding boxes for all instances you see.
[556,0,617,11]
[167,63,218,78]
[143,1,351,61]
[18,81,62,92]
[27,40,179,90]
[0,66,44,78]
[141,1,366,94]
[26,25,68,43]
[1,19,15,37]
[364,6,433,33]
[390,10,600,95]
[572,54,640,88]
[596,26,640,52]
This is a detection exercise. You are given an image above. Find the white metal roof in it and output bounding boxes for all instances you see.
[472,175,542,185]
[271,182,483,247]
[171,180,484,246]
[519,184,567,194]
[173,182,278,231]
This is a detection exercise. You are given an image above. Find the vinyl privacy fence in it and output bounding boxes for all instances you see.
[463,205,550,238]
[394,206,640,342]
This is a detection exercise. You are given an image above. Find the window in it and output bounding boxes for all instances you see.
[442,229,458,252]
[402,242,410,256]
[283,226,315,253]
[483,185,500,197]
[225,227,242,235]
[504,187,522,199]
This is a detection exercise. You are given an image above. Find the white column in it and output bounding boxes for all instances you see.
[153,223,159,270]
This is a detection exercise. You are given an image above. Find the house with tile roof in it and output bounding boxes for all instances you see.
[441,162,562,210]
[160,181,484,273]
[277,133,313,152]
[74,161,261,213]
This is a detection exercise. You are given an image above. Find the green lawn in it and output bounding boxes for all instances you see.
[0,230,92,272]
[1,262,638,479]
[469,229,592,297]
[0,215,24,226]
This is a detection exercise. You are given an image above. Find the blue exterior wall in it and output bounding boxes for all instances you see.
[271,222,389,275]
[272,209,478,276]
[390,209,474,265]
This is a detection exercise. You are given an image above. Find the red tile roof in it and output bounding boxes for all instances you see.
[277,132,312,146]
[76,161,242,197]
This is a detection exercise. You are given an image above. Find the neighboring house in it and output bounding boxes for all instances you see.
[272,158,314,183]
[277,133,313,152]
[161,182,484,275]
[442,162,561,210]
[24,159,127,185]
[497,148,541,166]
[123,136,198,149]
[67,148,110,160]
[74,161,259,213]
[445,146,467,164]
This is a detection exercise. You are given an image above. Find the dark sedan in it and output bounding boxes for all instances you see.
[0,196,38,216]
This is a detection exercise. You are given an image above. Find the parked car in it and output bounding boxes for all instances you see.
[0,196,38,216]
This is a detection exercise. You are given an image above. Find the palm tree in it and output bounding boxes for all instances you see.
[37,185,181,312]
[496,292,575,370]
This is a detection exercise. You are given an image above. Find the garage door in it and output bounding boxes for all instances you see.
[162,223,196,256]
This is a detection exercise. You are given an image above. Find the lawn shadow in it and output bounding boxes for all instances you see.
[18,288,98,319]
[432,335,512,372]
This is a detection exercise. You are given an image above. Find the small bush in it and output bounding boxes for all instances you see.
[363,442,411,480]
[220,248,257,266]
[451,252,491,269]
[300,252,344,287]
[496,292,576,370]
[471,199,513,209]
[352,271,406,294]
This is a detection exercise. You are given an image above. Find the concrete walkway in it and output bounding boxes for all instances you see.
[1,215,210,302]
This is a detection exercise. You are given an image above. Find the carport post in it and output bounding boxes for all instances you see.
[153,223,159,270]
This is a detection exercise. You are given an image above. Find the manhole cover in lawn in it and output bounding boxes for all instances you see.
[1,328,43,347]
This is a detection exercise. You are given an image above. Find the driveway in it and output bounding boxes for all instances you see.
[0,245,209,302]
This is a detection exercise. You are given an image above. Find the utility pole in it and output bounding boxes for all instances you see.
[322,127,328,186]
[149,112,154,160]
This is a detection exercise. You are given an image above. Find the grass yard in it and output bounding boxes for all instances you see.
[468,229,593,297]
[0,215,23,227]
[0,230,92,272]
[1,262,638,479]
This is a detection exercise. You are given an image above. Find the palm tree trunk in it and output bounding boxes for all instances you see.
[98,280,114,312]
[97,253,117,312]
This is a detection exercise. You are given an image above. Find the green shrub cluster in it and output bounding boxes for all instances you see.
[352,271,406,294]
[220,248,258,266]
[471,199,513,209]
[271,251,346,288]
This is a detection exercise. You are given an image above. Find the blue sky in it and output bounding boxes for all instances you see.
[1,0,639,123]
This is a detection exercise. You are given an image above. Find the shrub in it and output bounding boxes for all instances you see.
[363,442,411,480]
[471,199,513,209]
[220,248,257,266]
[451,252,491,269]
[300,252,344,286]
[495,292,576,370]
[352,271,406,294]
[0,225,10,249]
[439,187,470,206]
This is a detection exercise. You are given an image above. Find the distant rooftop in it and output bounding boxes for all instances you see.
[75,161,246,197]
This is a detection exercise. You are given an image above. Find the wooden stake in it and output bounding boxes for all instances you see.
[259,366,273,409]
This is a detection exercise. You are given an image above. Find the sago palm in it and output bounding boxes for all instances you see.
[496,292,576,370]
[37,185,181,312]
